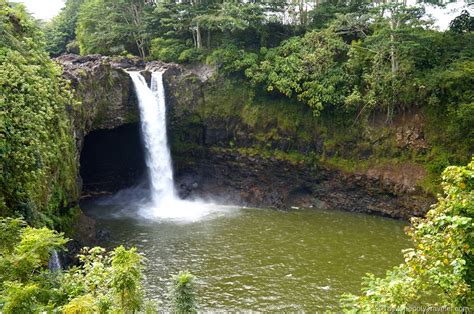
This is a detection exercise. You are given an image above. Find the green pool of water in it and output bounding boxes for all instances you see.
[84,205,410,311]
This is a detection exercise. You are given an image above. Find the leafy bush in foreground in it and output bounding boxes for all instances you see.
[0,216,201,313]
[0,217,148,313]
[343,159,473,310]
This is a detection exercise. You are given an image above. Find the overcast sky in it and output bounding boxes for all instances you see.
[15,0,65,21]
[15,0,473,30]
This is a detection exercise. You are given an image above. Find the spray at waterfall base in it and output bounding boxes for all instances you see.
[95,71,233,222]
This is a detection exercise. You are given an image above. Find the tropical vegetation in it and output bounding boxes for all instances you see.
[0,216,198,313]
[0,0,472,311]
[44,0,473,175]
[343,159,473,310]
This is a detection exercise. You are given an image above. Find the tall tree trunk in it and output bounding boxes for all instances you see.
[196,22,202,49]
[388,14,399,123]
[136,39,146,60]
[390,35,397,75]
[207,28,211,49]
[299,0,304,26]
[192,28,197,48]
[122,1,147,59]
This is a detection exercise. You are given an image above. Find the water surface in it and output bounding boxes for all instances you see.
[84,205,410,311]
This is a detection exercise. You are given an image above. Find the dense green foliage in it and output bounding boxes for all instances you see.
[1,1,78,226]
[78,0,150,58]
[343,159,474,309]
[0,217,149,313]
[44,0,84,56]
[2,0,472,310]
[43,0,473,171]
[43,0,474,129]
[0,217,202,312]
[62,246,146,313]
[246,29,350,115]
[449,9,474,34]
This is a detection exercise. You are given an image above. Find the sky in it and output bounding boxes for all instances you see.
[14,0,474,30]
[424,1,473,30]
[15,0,65,21]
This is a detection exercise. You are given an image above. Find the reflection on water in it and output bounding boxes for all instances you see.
[83,203,410,311]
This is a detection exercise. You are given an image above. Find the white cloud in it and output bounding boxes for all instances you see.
[425,1,473,31]
[15,0,65,21]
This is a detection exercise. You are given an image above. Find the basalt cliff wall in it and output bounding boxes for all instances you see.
[58,54,434,220]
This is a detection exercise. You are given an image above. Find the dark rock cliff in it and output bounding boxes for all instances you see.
[57,54,141,147]
[57,54,434,220]
[173,149,431,219]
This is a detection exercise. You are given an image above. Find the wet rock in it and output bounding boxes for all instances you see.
[174,149,434,219]
[63,239,82,267]
[96,229,111,244]
[74,211,97,246]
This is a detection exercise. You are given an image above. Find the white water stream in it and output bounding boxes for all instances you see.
[129,71,215,221]
[130,72,175,204]
[48,249,62,271]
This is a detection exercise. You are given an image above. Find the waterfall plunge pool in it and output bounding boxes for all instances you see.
[82,70,410,310]
[83,203,410,311]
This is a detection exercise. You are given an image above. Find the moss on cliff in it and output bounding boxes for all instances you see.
[73,64,139,132]
[170,77,324,154]
[169,73,471,196]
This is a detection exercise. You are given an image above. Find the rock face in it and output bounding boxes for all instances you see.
[173,149,432,220]
[57,55,146,195]
[58,54,434,220]
[159,60,434,219]
[57,54,141,149]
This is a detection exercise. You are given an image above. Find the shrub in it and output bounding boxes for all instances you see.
[170,271,197,313]
[150,37,187,63]
[206,44,258,74]
[342,159,474,309]
[0,217,151,313]
[1,1,79,226]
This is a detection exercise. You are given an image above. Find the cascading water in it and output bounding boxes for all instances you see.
[129,71,214,221]
[48,249,62,272]
[130,72,175,205]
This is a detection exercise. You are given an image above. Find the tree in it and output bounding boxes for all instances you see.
[170,271,197,313]
[246,29,351,116]
[44,0,85,56]
[110,246,144,312]
[449,10,474,34]
[309,0,371,30]
[77,0,151,58]
[76,0,123,55]
[193,2,263,49]
[110,0,150,59]
[346,2,432,121]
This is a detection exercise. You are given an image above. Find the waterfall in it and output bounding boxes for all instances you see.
[48,249,62,272]
[129,72,176,206]
[129,71,216,220]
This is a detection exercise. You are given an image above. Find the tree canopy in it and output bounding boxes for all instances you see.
[43,0,474,122]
